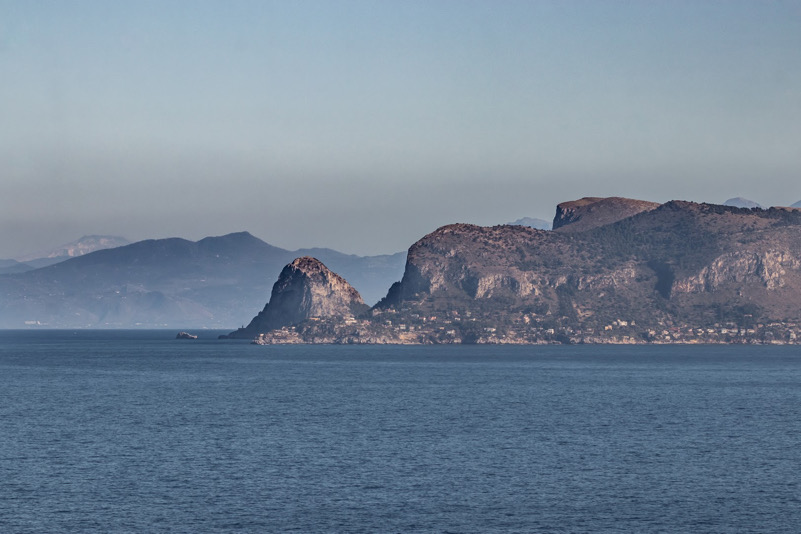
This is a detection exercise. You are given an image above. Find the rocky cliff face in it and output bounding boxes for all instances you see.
[672,250,800,293]
[226,257,368,338]
[553,197,660,232]
[228,199,801,344]
[379,200,801,331]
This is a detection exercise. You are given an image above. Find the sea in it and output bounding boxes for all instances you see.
[1,330,800,533]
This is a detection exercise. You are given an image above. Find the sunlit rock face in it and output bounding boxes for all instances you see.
[378,200,801,328]
[227,257,368,338]
[673,250,800,293]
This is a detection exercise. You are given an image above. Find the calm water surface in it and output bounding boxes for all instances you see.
[1,330,800,533]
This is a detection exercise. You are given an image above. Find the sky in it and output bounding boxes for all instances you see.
[1,0,800,258]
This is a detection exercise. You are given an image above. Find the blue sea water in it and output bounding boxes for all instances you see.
[1,331,801,533]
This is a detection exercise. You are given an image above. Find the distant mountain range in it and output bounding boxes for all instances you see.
[5,197,801,334]
[0,236,131,274]
[0,259,32,276]
[721,197,801,209]
[17,235,132,261]
[507,217,552,230]
[0,232,405,328]
[723,197,763,209]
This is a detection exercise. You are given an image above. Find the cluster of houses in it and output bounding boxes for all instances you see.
[250,305,801,345]
[361,309,801,345]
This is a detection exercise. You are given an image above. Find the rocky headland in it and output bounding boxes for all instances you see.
[240,198,801,345]
[223,257,369,340]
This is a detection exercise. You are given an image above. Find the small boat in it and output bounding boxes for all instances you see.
[176,332,198,340]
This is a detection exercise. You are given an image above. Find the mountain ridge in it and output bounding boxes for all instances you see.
[15,235,132,268]
[246,198,801,344]
[382,199,801,339]
[7,197,801,340]
[0,232,405,328]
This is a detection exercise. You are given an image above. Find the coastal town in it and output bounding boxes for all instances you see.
[252,307,801,345]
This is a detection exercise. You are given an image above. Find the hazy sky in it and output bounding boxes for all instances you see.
[2,0,800,257]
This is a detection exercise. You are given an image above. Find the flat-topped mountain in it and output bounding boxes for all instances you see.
[224,257,368,339]
[371,199,801,342]
[552,197,660,232]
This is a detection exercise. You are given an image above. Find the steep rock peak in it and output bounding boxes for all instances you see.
[269,256,366,318]
[553,196,661,232]
[288,256,338,275]
[227,257,367,337]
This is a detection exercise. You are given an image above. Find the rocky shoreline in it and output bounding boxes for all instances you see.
[229,198,801,348]
[249,318,801,345]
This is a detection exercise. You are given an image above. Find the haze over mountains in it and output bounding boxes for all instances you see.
[724,197,763,209]
[507,217,552,230]
[3,196,801,334]
[17,235,132,262]
[0,232,404,328]
[722,197,801,210]
[0,236,131,274]
[0,259,32,276]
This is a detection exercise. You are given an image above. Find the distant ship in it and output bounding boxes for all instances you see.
[176,332,198,339]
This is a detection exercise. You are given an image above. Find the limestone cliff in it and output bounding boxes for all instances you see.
[236,199,801,344]
[378,201,801,331]
[225,257,368,338]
